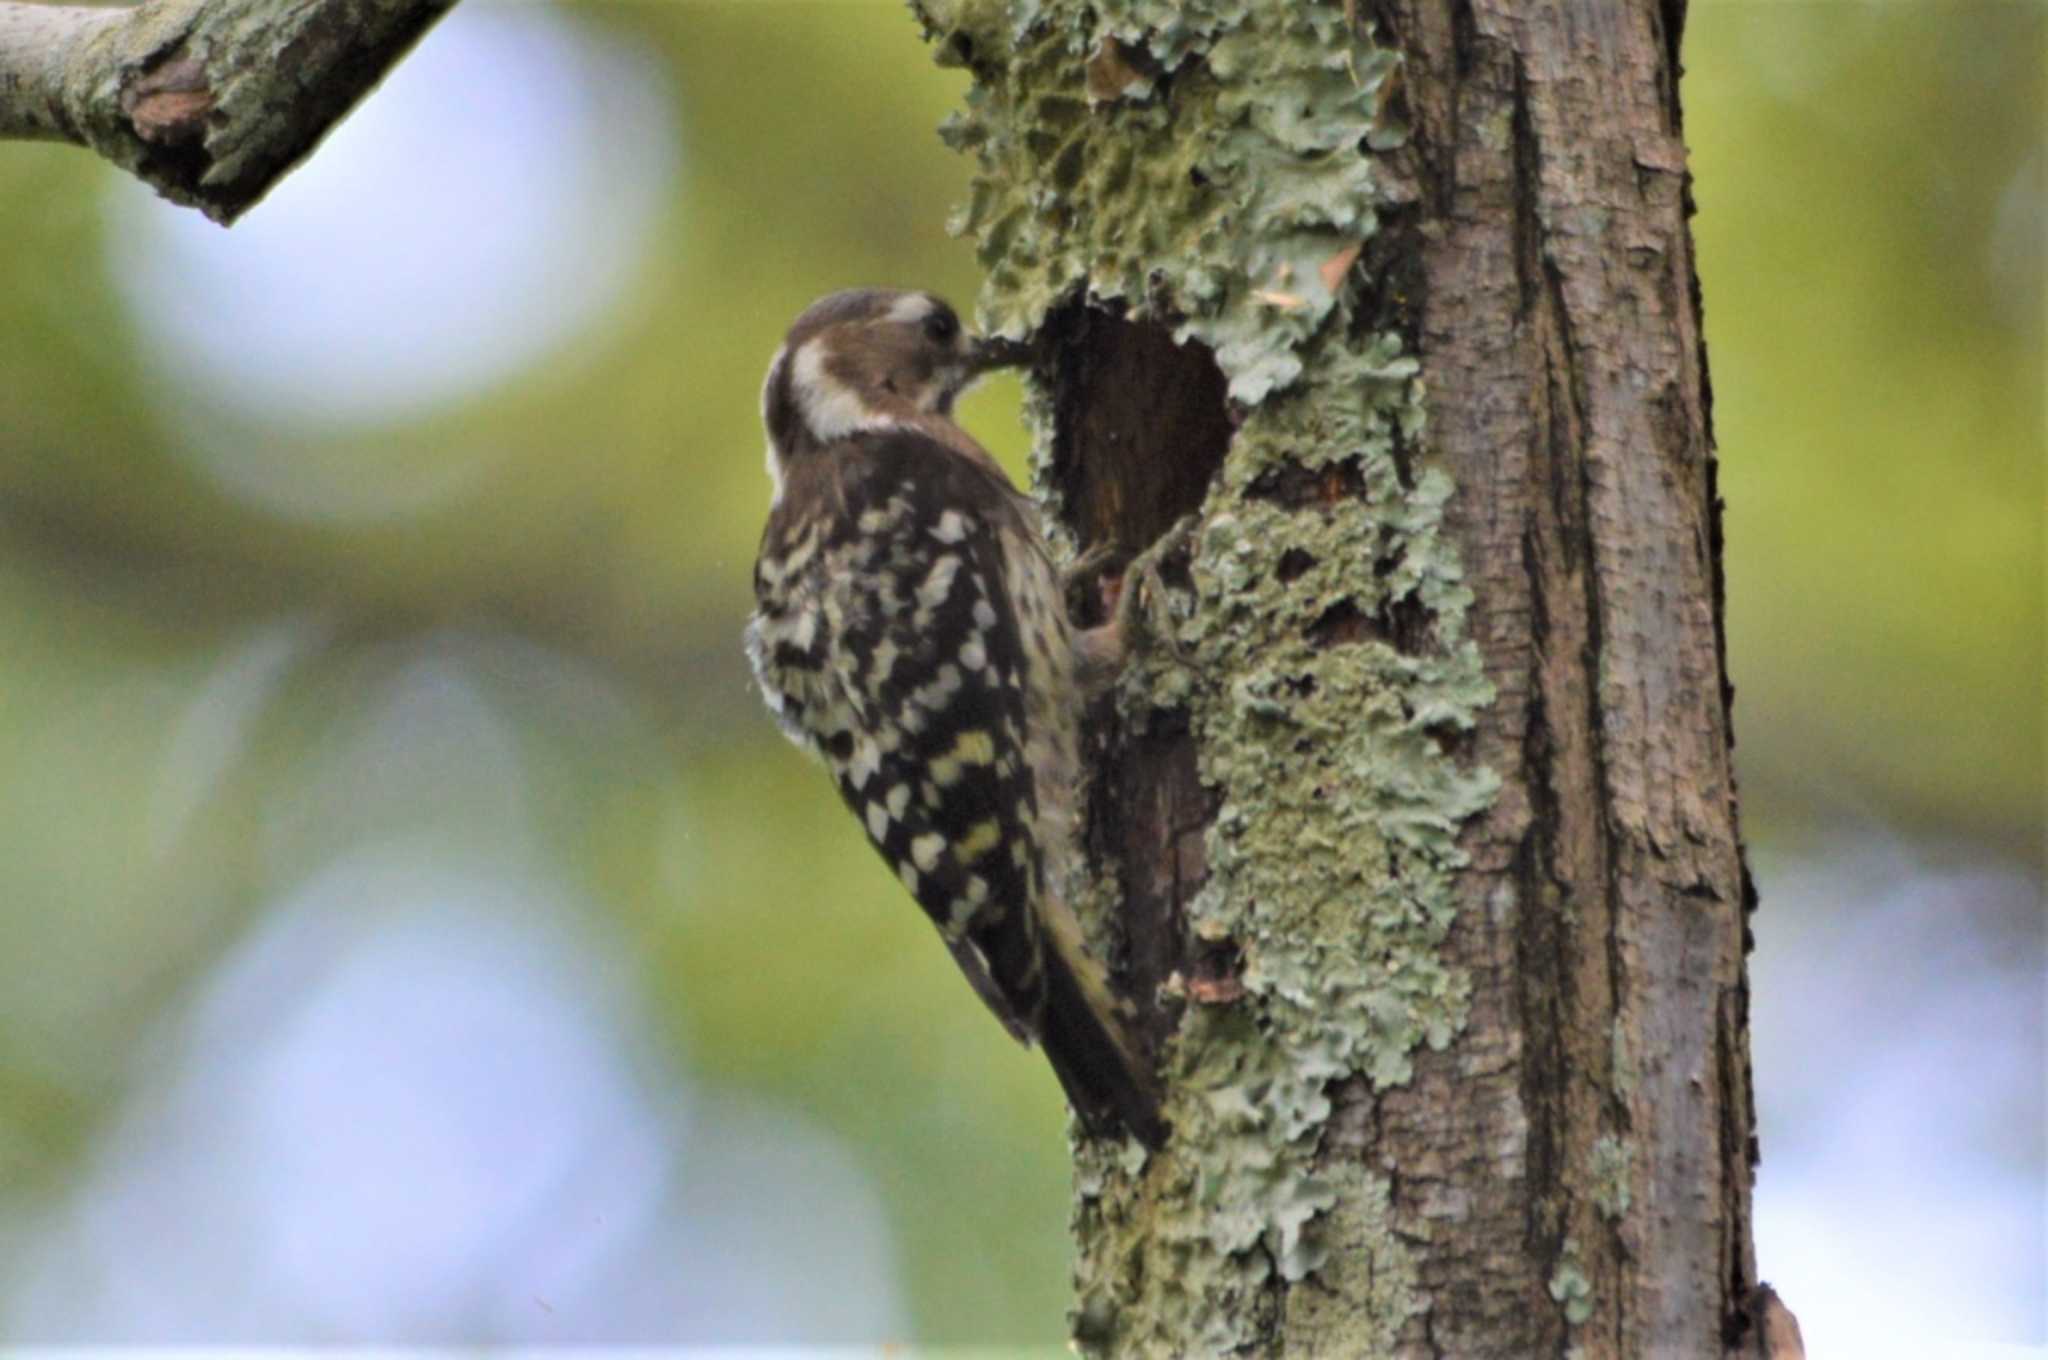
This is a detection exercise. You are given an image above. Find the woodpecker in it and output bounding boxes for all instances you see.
[745,288,1165,1147]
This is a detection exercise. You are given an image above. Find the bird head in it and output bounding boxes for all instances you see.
[760,289,1028,477]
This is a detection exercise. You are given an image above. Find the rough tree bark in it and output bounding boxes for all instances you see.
[915,1,1766,1355]
[0,0,455,223]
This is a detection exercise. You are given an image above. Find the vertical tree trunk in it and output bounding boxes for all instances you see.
[917,1,1759,1354]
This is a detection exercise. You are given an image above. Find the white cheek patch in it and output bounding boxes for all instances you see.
[793,337,894,442]
[887,293,936,324]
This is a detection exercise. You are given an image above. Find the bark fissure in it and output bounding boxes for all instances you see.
[1041,305,1232,1059]
[1045,303,1235,559]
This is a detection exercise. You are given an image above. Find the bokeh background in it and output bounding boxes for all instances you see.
[0,1,2037,1353]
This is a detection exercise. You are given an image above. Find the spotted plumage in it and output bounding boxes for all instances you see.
[746,288,1163,1146]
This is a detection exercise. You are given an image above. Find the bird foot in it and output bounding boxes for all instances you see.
[1070,516,1200,688]
[1114,514,1199,663]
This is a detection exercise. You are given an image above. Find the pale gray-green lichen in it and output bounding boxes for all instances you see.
[925,0,1397,405]
[917,0,1499,1351]
[1549,1242,1595,1327]
[1611,1017,1640,1099]
[1591,1134,1634,1220]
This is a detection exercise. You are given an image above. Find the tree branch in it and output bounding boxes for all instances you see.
[0,0,456,224]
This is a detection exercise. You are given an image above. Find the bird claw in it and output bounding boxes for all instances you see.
[1060,538,1124,617]
[1112,514,1200,665]
[1067,516,1200,691]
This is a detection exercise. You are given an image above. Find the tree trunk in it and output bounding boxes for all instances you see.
[916,0,1759,1355]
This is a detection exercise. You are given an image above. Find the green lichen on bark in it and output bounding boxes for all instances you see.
[1073,335,1496,1353]
[923,0,1398,403]
[916,0,1497,1351]
[1549,1242,1596,1327]
[1591,1134,1634,1220]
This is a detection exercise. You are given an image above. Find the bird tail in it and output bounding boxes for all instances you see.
[1032,896,1168,1149]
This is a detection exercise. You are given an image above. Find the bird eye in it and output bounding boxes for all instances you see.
[923,307,960,346]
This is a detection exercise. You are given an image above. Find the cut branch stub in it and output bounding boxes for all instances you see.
[0,0,458,224]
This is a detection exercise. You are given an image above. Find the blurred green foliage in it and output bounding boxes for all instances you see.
[0,0,2036,1345]
[1688,5,2041,854]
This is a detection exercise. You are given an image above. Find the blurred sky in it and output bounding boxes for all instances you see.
[0,0,2038,1352]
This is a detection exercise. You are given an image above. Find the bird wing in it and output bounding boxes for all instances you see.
[793,433,1054,1034]
[758,429,1163,1144]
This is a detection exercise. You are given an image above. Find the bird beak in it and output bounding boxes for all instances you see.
[937,333,1036,416]
[966,333,1035,375]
